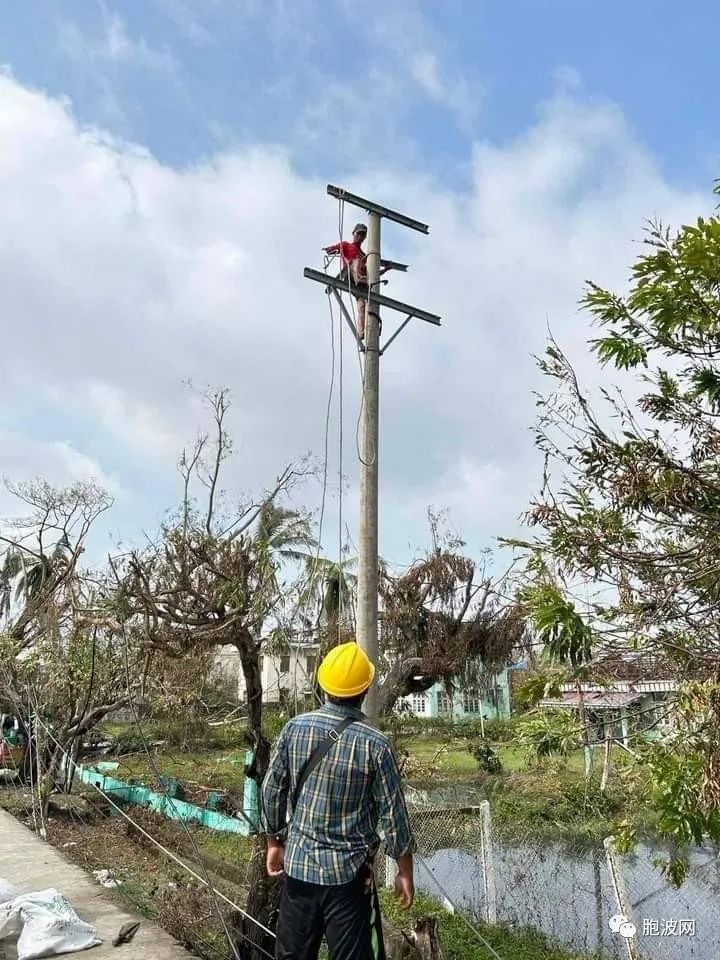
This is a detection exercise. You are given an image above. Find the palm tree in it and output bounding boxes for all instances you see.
[0,534,71,620]
[302,555,357,648]
[254,503,317,562]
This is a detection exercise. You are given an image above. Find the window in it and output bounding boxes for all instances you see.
[279,655,290,674]
[411,693,427,715]
[305,655,316,675]
[437,691,452,716]
[463,691,480,714]
[487,685,504,710]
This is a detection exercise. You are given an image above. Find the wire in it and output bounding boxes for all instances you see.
[267,261,337,708]
[10,692,276,959]
[338,261,344,645]
[416,856,505,960]
[336,197,376,469]
[110,597,244,960]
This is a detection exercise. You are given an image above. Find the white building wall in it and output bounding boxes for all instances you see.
[235,644,320,705]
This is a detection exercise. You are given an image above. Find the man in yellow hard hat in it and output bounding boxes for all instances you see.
[261,641,415,960]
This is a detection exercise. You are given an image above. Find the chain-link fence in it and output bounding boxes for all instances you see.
[607,836,720,960]
[377,805,491,912]
[379,800,720,959]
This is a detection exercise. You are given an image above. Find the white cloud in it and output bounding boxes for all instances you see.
[59,8,179,76]
[0,430,122,502]
[364,1,483,129]
[408,50,481,128]
[410,51,446,101]
[0,73,708,562]
[151,0,212,45]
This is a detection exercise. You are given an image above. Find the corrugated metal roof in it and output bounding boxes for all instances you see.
[541,690,642,710]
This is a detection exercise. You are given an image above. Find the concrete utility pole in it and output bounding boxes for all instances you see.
[304,186,440,722]
[359,210,381,719]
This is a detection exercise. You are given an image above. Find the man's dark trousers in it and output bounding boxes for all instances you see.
[275,873,386,960]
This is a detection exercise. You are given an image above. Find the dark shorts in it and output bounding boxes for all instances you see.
[275,872,386,960]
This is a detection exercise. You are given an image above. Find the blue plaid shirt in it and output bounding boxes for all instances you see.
[261,702,415,885]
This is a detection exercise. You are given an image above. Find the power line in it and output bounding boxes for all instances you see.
[110,589,244,960]
[12,693,277,959]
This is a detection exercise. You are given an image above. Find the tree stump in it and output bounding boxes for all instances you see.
[382,917,447,960]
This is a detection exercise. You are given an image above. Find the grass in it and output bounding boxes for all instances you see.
[401,736,479,778]
[115,748,247,795]
[398,733,652,846]
[92,717,652,847]
[402,736,591,780]
[194,829,254,864]
[379,890,603,960]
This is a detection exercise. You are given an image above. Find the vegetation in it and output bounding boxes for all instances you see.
[509,183,720,880]
[11,182,720,944]
[515,710,581,762]
[378,514,525,715]
[379,890,603,960]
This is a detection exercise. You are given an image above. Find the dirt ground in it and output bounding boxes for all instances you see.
[0,786,254,960]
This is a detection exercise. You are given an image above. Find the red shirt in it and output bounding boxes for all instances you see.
[325,240,365,268]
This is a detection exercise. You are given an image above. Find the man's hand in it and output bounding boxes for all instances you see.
[266,838,285,878]
[394,871,414,909]
[394,855,414,908]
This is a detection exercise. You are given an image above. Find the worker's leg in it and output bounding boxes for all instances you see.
[350,262,367,339]
[356,297,366,339]
[323,874,386,960]
[275,877,325,960]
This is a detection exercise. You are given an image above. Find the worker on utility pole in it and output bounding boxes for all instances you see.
[261,641,415,960]
[324,223,369,338]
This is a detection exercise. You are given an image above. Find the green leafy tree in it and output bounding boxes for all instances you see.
[512,182,720,878]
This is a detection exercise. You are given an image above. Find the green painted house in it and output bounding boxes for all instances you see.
[539,678,678,745]
[398,667,513,721]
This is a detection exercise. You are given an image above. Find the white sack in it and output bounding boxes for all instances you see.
[0,888,100,960]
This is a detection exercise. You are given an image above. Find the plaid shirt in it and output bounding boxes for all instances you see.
[261,702,415,885]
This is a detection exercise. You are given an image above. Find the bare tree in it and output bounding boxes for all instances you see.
[117,389,313,958]
[0,479,137,810]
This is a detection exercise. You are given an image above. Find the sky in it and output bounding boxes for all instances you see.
[0,1,718,568]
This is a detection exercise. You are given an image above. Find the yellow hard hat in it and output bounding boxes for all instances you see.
[317,642,375,698]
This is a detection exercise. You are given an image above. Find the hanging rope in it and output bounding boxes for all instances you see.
[337,262,344,645]
[334,198,375,470]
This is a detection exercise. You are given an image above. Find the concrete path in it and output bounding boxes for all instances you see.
[0,810,194,960]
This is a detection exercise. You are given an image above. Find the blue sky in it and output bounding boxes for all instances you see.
[4,0,718,185]
[0,1,716,563]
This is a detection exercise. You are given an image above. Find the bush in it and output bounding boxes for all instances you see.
[516,710,579,762]
[381,715,516,744]
[469,742,503,773]
[481,716,517,742]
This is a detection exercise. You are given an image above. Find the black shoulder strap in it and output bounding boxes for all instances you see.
[291,716,356,812]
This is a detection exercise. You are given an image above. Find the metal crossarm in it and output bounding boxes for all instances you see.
[327,185,429,235]
[380,315,413,355]
[304,268,441,326]
[380,259,409,272]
